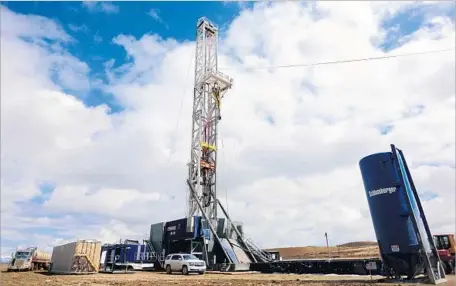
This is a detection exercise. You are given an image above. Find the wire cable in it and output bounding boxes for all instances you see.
[219,47,454,71]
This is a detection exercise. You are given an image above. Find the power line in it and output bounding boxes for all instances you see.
[219,47,454,71]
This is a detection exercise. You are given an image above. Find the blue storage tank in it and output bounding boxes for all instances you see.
[359,150,428,278]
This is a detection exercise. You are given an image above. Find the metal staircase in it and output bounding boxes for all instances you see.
[143,240,165,269]
[243,236,273,263]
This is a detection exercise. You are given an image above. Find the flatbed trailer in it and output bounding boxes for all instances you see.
[250,257,383,275]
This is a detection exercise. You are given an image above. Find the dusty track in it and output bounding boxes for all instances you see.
[1,268,455,286]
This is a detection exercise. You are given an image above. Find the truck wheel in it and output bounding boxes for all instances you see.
[182,265,189,275]
[166,265,172,274]
[445,261,455,274]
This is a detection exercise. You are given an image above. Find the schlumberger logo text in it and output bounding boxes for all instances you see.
[369,187,396,197]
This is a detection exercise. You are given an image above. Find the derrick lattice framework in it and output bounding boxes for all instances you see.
[187,17,233,219]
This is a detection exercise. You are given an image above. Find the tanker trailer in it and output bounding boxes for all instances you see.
[8,247,51,271]
[359,144,446,284]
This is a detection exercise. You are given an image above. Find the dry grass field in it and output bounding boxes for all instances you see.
[267,242,380,260]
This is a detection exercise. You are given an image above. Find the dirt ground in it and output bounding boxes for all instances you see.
[1,267,455,286]
[0,244,452,286]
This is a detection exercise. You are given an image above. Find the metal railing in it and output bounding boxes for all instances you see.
[133,252,165,262]
[243,236,273,263]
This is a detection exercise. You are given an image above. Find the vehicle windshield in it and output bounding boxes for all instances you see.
[182,254,199,260]
[15,251,31,259]
[435,236,450,250]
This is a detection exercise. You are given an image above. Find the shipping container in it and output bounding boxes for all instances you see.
[50,240,101,274]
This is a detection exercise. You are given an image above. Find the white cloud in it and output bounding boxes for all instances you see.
[1,1,454,259]
[0,6,71,42]
[147,8,161,21]
[147,8,168,29]
[68,23,90,34]
[82,1,119,14]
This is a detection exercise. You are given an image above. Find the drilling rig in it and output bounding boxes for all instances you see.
[148,17,273,272]
[185,17,273,270]
[186,17,230,223]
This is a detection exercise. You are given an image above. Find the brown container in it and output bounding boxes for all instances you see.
[50,240,101,274]
[33,249,52,263]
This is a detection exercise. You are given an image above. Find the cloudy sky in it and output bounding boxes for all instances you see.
[1,1,455,259]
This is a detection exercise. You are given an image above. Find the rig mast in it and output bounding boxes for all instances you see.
[187,17,233,220]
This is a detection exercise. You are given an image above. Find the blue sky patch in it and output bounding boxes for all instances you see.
[419,191,439,201]
[380,2,455,51]
[376,124,394,135]
[30,182,56,205]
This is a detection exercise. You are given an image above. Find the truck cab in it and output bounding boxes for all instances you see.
[433,234,455,274]
[8,249,34,271]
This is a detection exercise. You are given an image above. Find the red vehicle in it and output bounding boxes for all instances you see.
[434,234,455,274]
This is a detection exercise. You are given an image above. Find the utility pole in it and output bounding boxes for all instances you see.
[325,232,330,258]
